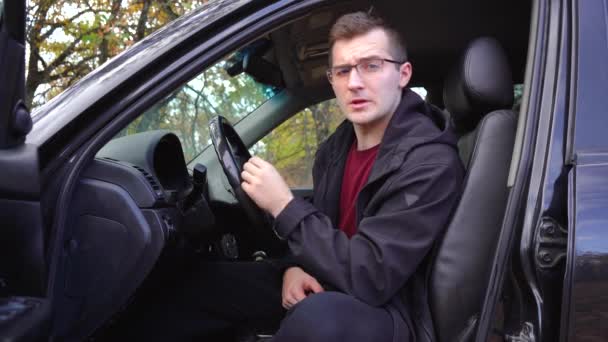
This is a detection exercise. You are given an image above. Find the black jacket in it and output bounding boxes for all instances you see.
[274,89,464,341]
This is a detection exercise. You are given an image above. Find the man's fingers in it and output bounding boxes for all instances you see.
[243,161,260,174]
[241,181,252,195]
[282,294,298,310]
[241,170,254,183]
[249,156,268,168]
[307,279,324,294]
[291,287,306,302]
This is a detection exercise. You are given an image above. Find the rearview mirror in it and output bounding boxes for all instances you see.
[224,39,284,89]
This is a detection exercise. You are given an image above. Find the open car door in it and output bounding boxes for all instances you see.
[0,0,50,340]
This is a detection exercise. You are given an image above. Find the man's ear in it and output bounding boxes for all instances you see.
[399,62,412,88]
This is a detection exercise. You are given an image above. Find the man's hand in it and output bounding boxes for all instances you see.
[282,266,324,310]
[241,156,294,217]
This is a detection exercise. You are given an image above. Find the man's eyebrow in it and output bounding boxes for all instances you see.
[332,55,384,67]
[358,55,384,60]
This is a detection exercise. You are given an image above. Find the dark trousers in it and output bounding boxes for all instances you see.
[129,261,395,341]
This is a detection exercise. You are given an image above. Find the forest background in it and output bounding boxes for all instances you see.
[25,0,345,187]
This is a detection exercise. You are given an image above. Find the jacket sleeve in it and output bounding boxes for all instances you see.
[273,160,463,306]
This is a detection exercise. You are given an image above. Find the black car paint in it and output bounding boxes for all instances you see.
[474,0,555,338]
[565,155,608,341]
[0,1,50,341]
[491,0,608,340]
[560,0,608,339]
[510,0,572,340]
[0,0,31,148]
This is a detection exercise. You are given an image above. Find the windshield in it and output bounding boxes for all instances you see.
[116,54,279,162]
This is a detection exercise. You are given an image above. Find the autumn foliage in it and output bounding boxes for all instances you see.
[26,0,209,108]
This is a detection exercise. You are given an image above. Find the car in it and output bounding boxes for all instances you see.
[1,0,607,340]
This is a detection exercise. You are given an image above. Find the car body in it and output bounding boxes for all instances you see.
[0,0,607,341]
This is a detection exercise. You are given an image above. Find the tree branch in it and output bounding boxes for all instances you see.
[45,28,97,72]
[40,9,97,41]
[135,0,152,41]
[160,0,179,20]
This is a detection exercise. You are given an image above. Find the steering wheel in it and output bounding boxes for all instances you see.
[209,116,281,250]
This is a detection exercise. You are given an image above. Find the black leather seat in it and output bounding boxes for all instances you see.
[429,37,517,341]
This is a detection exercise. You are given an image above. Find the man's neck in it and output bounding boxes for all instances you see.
[353,112,393,150]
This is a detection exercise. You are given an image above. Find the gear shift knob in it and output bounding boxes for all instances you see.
[193,163,207,186]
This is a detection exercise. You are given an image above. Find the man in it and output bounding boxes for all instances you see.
[134,11,463,342]
[238,11,464,342]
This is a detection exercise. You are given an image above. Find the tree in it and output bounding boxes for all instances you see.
[26,0,209,109]
[28,0,345,183]
[252,99,343,187]
[120,60,279,162]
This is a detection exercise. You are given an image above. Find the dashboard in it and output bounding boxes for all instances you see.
[52,130,213,340]
[96,130,192,205]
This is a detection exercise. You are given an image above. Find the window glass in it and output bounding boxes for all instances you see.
[115,54,278,162]
[513,83,524,111]
[250,87,427,189]
[250,99,343,188]
[411,86,427,99]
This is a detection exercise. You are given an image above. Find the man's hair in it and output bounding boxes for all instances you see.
[328,11,408,66]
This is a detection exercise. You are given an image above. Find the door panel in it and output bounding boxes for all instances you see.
[53,176,165,340]
[563,159,608,341]
[561,0,608,339]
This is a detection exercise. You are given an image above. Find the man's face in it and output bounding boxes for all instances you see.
[330,28,412,129]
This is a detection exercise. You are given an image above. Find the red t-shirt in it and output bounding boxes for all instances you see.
[338,141,379,238]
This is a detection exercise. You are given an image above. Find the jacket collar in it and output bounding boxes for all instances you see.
[326,88,457,185]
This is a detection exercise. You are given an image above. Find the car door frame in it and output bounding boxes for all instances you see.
[560,0,608,340]
[473,0,573,340]
[0,0,51,340]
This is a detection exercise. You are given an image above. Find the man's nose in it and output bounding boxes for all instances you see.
[347,68,364,89]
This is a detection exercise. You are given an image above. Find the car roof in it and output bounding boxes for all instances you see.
[278,0,530,91]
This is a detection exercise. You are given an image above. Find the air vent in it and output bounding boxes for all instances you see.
[132,165,163,198]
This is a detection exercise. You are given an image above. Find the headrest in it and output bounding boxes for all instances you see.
[443,37,514,132]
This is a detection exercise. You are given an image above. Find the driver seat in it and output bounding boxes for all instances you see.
[429,37,517,341]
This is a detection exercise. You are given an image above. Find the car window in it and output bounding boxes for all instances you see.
[411,87,427,99]
[114,53,279,162]
[513,83,524,111]
[250,87,428,189]
[249,99,343,188]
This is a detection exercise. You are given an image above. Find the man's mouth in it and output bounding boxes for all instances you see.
[349,99,369,106]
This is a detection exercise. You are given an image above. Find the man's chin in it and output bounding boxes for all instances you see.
[346,111,374,125]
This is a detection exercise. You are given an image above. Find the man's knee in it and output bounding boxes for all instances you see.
[275,292,358,341]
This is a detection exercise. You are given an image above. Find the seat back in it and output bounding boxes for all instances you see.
[429,37,517,341]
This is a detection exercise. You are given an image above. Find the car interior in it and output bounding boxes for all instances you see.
[46,0,532,340]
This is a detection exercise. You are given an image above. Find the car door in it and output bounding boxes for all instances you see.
[0,0,50,340]
[560,0,608,340]
[469,0,608,340]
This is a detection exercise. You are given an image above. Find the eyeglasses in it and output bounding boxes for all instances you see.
[326,58,405,84]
